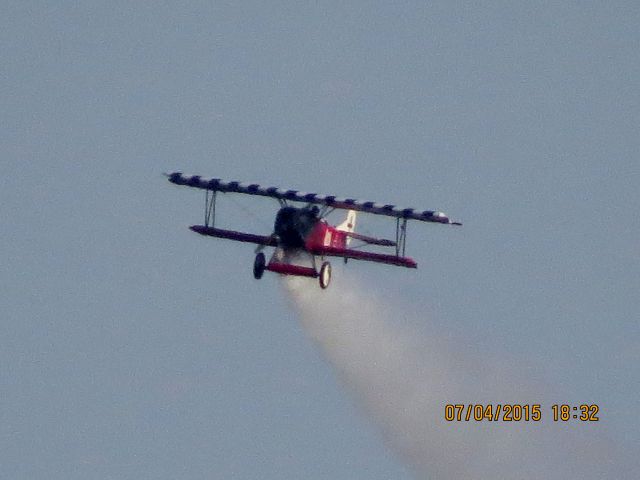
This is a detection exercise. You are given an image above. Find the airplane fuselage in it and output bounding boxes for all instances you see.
[273,206,349,252]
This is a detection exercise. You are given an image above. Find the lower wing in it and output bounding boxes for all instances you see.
[309,246,417,268]
[189,225,278,247]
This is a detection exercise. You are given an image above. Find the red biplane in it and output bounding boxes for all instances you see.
[167,172,461,288]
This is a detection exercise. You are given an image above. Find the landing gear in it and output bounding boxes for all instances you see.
[319,261,331,289]
[253,252,265,279]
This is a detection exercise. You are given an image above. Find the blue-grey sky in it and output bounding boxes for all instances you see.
[2,1,638,478]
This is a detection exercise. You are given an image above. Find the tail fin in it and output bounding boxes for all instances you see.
[336,210,357,245]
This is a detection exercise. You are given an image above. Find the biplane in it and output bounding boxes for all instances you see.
[166,172,461,289]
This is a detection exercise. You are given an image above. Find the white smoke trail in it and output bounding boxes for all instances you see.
[284,272,621,479]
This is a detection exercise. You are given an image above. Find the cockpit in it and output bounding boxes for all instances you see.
[273,206,320,247]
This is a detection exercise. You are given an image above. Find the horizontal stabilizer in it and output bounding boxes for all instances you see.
[344,231,396,247]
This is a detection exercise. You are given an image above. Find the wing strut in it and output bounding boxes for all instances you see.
[205,190,217,227]
[319,205,334,218]
[395,217,408,257]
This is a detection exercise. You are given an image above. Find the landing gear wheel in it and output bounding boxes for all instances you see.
[253,252,266,279]
[319,261,331,289]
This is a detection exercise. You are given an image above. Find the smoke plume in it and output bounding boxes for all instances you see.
[284,272,620,479]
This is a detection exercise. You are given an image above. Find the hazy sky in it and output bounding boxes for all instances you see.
[2,1,638,478]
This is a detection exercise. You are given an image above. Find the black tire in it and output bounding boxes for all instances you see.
[253,252,266,279]
[319,261,331,289]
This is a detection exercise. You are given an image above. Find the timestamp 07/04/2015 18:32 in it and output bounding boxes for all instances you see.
[444,404,600,422]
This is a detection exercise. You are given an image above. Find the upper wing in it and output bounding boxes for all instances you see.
[167,172,462,225]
